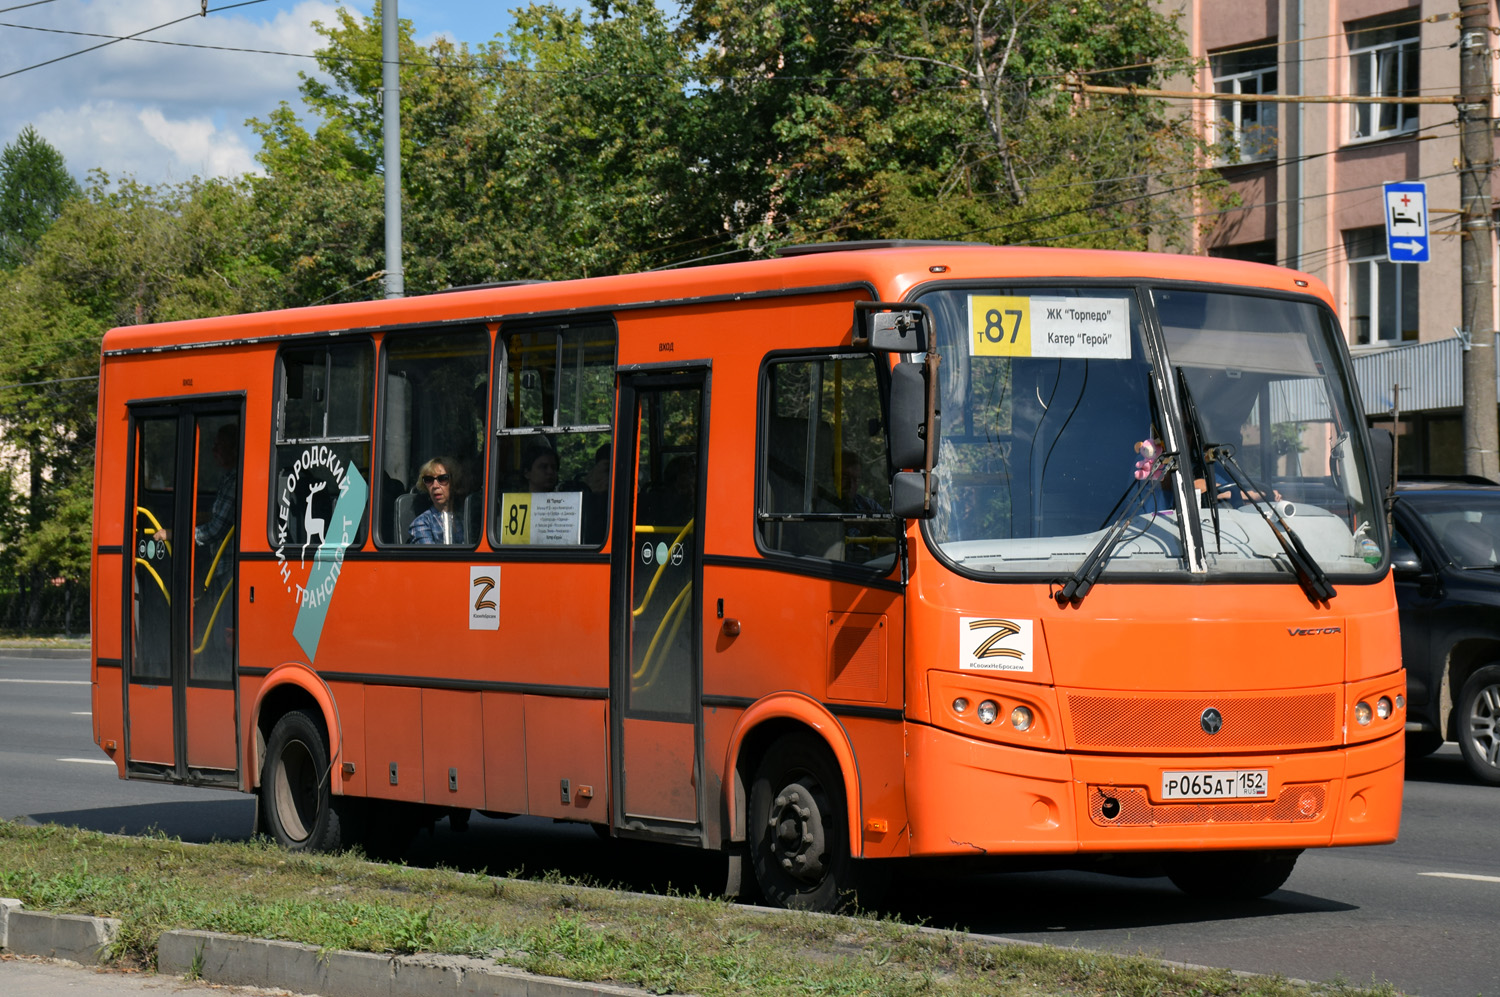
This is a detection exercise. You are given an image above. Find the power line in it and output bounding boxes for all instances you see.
[0,0,269,82]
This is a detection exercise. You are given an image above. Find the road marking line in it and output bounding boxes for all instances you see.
[0,678,89,685]
[72,711,92,715]
[58,757,116,766]
[1420,872,1500,884]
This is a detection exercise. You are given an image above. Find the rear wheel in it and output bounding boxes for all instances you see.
[261,709,347,852]
[749,733,865,911]
[1164,849,1301,900]
[1456,664,1500,785]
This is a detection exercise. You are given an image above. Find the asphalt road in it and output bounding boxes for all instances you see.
[4,652,1498,997]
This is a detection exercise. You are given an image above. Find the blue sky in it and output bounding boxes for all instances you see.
[0,0,581,185]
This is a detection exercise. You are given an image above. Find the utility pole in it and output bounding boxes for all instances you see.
[1458,0,1497,479]
[382,0,404,299]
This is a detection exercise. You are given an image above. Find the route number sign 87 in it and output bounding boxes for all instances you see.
[969,295,1032,357]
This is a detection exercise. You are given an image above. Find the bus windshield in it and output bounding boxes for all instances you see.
[919,283,1384,582]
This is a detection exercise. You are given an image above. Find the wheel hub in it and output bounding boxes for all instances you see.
[767,781,826,883]
[1469,683,1500,767]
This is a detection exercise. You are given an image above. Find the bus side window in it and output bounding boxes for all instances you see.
[378,326,491,547]
[493,320,616,548]
[271,342,374,550]
[758,353,897,569]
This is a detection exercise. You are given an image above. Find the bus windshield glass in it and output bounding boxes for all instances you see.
[1155,287,1383,579]
[919,283,1384,581]
[921,286,1183,575]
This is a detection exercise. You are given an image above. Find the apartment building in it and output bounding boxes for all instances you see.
[1164,0,1497,474]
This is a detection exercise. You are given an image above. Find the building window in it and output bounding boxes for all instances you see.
[1212,43,1277,162]
[1349,12,1419,141]
[1345,228,1418,345]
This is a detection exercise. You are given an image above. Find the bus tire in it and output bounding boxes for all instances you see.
[261,709,345,852]
[1456,664,1500,785]
[748,733,858,912]
[1164,849,1301,900]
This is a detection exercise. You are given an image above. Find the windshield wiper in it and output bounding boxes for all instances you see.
[1057,453,1177,605]
[1174,366,1335,604]
[1213,444,1337,603]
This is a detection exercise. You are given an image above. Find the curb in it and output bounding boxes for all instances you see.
[0,647,89,659]
[2,901,660,997]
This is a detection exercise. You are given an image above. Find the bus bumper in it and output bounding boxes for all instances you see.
[903,724,1403,857]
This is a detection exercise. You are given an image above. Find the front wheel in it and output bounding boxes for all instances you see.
[261,709,347,852]
[1456,664,1500,785]
[748,734,863,911]
[1164,849,1301,900]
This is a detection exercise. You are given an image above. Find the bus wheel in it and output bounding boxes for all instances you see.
[1164,849,1301,900]
[1456,664,1500,785]
[749,734,853,912]
[261,709,344,852]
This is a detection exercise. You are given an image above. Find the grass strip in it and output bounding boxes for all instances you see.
[0,820,1400,997]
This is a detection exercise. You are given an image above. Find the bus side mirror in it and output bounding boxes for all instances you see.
[889,360,941,519]
[1369,427,1395,502]
[856,301,929,353]
[890,363,928,469]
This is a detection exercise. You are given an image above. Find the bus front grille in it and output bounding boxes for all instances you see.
[1085,783,1328,826]
[1065,690,1339,752]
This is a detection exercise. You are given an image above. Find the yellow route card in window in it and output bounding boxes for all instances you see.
[968,295,1131,360]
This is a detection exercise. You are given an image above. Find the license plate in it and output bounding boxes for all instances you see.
[1160,769,1268,800]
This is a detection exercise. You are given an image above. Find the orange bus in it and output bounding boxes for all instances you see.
[91,243,1405,909]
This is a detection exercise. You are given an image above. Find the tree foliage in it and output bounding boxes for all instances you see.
[0,125,80,270]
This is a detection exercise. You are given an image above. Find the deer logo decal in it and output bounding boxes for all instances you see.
[301,480,327,567]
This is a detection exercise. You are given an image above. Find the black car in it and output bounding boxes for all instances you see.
[1391,477,1500,784]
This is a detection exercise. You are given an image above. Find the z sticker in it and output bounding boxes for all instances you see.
[470,566,500,631]
[959,617,1033,672]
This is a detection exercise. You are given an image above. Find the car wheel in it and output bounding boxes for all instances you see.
[261,709,347,852]
[1456,664,1500,785]
[1164,849,1301,900]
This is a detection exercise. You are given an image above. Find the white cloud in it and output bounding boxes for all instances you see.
[0,0,340,182]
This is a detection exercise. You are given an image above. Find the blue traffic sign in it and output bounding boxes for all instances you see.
[1384,181,1429,263]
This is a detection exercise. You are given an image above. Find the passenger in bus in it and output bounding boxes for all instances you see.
[408,456,466,545]
[576,444,611,544]
[157,423,238,554]
[522,445,559,493]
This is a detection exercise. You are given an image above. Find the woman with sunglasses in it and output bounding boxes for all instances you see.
[408,456,465,544]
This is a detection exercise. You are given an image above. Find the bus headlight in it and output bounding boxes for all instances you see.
[951,697,969,715]
[1010,705,1034,731]
[1355,701,1373,726]
[977,700,999,725]
[1376,696,1393,720]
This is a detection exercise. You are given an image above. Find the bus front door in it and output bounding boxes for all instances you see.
[124,402,242,787]
[611,371,707,839]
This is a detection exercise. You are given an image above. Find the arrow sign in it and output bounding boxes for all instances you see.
[1384,181,1430,263]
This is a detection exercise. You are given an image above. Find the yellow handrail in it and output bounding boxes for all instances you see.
[631,518,694,619]
[202,526,235,592]
[136,506,171,556]
[191,581,234,656]
[133,558,170,606]
[632,581,692,689]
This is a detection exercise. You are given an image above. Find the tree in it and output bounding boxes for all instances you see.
[248,1,718,299]
[681,0,1226,255]
[0,126,80,269]
[0,173,277,631]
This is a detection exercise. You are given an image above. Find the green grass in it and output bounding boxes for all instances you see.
[0,821,1404,997]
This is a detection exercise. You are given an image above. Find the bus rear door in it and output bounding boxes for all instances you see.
[123,400,242,786]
